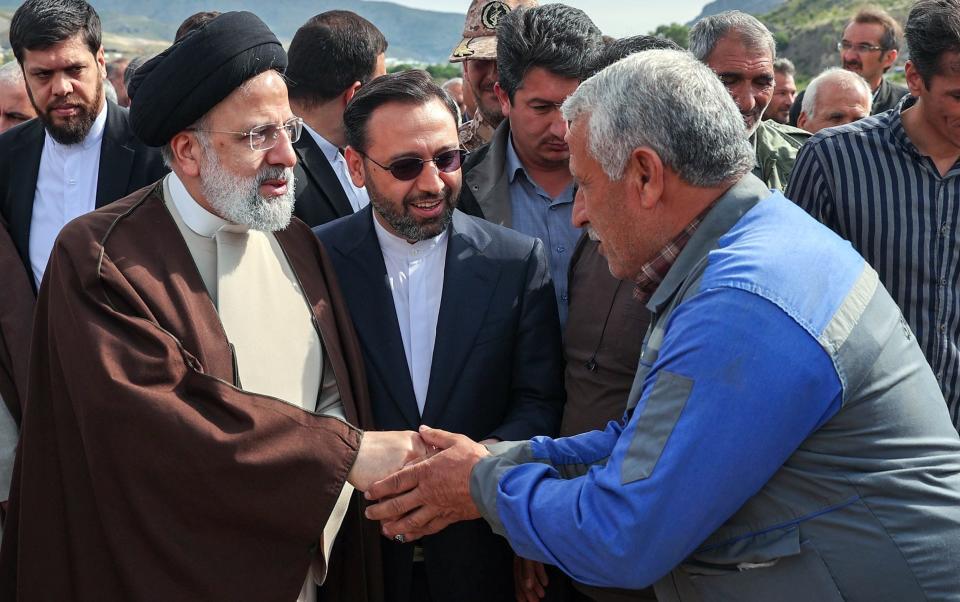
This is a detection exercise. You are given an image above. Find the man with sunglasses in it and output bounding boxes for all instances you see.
[0,12,426,602]
[788,7,908,126]
[315,69,564,602]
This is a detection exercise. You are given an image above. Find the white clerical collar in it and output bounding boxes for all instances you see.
[372,209,448,259]
[165,172,249,237]
[304,122,341,164]
[47,100,108,152]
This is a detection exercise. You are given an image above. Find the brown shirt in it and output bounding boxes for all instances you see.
[561,234,650,437]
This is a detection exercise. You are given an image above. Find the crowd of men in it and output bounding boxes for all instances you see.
[0,0,959,601]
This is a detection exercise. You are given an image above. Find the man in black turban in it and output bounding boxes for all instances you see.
[0,12,417,602]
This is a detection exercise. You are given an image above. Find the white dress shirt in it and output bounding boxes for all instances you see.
[373,212,448,415]
[29,103,108,287]
[304,123,369,213]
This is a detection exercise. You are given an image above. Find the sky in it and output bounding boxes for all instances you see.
[387,0,710,38]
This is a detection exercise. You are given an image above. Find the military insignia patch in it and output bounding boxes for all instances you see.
[481,1,510,29]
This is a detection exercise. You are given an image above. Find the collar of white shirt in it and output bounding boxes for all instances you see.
[166,172,249,237]
[372,210,448,260]
[47,101,108,152]
[304,122,342,164]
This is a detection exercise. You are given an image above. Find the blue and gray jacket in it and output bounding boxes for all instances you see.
[470,174,960,601]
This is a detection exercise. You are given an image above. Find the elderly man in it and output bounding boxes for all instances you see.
[789,0,960,431]
[441,76,467,120]
[286,10,387,227]
[0,12,422,602]
[761,57,796,124]
[457,4,602,326]
[316,68,563,602]
[690,11,809,191]
[450,0,537,151]
[796,67,872,133]
[363,49,960,600]
[789,7,908,125]
[0,62,35,133]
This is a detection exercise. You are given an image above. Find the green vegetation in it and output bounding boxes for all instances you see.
[388,63,462,82]
[650,23,690,49]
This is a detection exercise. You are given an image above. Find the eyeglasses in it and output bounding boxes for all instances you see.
[837,41,885,54]
[359,148,469,181]
[188,116,303,151]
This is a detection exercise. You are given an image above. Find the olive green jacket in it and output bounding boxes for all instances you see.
[752,120,810,192]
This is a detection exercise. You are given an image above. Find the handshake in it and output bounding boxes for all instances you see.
[346,426,491,542]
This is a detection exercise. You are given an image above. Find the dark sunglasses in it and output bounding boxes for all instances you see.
[360,148,469,181]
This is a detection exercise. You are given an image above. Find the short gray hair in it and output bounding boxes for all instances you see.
[441,77,462,91]
[0,61,24,87]
[801,67,873,118]
[562,49,754,187]
[689,11,776,62]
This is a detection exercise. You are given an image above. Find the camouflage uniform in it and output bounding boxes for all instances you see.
[459,111,497,152]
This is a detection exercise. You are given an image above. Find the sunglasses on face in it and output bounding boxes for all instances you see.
[359,148,469,181]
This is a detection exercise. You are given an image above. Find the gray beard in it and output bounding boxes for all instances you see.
[199,149,295,232]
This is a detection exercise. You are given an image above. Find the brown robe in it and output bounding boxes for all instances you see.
[0,217,33,423]
[0,183,382,601]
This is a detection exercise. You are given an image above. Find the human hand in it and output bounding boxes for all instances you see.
[347,430,428,492]
[514,556,549,602]
[364,425,489,541]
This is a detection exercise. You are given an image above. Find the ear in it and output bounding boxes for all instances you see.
[880,48,899,71]
[342,81,363,108]
[170,131,202,178]
[494,81,511,119]
[797,111,809,131]
[904,60,926,97]
[96,46,106,79]
[344,146,366,188]
[624,147,664,211]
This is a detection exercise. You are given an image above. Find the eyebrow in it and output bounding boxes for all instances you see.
[385,144,459,163]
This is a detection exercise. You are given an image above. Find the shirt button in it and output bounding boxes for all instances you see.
[556,246,565,253]
[940,324,947,333]
[560,293,568,301]
[68,179,76,186]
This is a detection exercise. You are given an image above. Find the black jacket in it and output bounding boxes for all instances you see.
[292,133,354,228]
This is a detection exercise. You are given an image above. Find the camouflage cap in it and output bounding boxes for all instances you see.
[449,0,538,63]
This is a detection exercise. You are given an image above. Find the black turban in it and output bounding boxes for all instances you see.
[128,12,287,147]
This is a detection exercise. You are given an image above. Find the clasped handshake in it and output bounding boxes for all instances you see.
[346,426,491,542]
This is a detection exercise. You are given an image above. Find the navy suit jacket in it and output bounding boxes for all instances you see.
[314,206,565,601]
[0,101,167,291]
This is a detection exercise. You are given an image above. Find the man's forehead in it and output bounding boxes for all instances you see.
[707,36,773,72]
[23,35,95,66]
[843,22,885,43]
[366,99,459,153]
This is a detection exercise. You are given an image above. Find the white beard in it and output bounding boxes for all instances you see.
[199,148,296,232]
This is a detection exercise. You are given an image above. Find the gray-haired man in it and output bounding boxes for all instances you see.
[796,67,873,133]
[363,48,960,601]
[690,11,810,190]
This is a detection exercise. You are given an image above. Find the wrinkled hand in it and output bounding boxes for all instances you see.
[364,425,490,541]
[514,557,549,602]
[348,430,428,492]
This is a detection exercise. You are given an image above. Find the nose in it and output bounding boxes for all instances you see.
[571,187,588,228]
[549,107,569,139]
[733,84,755,114]
[415,161,445,196]
[267,133,297,168]
[51,72,72,97]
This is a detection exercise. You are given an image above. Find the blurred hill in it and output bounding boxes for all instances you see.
[0,0,466,63]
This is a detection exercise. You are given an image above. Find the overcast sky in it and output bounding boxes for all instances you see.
[387,1,709,38]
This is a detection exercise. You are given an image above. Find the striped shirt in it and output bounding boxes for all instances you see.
[787,96,960,429]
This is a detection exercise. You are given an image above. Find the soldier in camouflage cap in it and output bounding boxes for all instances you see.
[449,0,537,151]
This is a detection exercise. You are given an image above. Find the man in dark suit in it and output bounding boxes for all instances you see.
[0,0,165,520]
[0,0,166,293]
[287,11,387,227]
[315,70,564,602]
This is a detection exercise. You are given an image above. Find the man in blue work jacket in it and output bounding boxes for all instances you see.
[365,49,960,601]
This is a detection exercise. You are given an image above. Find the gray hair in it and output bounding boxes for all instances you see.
[562,49,754,187]
[689,11,776,62]
[0,61,25,86]
[441,77,463,91]
[773,57,795,77]
[801,67,873,118]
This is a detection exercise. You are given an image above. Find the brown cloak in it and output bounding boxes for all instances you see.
[0,217,34,424]
[0,183,383,601]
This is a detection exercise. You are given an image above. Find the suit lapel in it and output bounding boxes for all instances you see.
[294,135,354,218]
[96,102,135,208]
[421,212,500,426]
[7,120,45,284]
[333,208,420,427]
[467,121,513,228]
